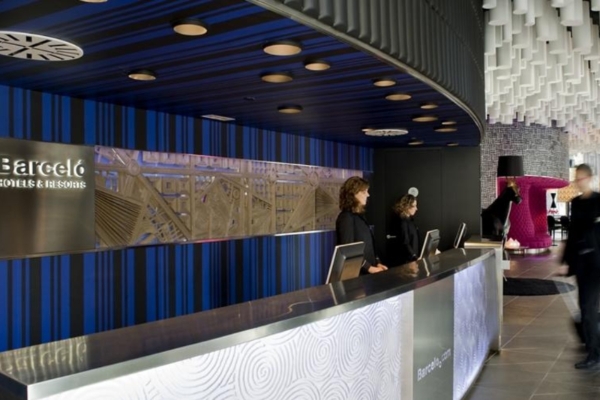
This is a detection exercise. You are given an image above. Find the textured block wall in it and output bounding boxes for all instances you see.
[481,123,569,208]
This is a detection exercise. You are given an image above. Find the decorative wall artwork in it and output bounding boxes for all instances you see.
[94,146,361,248]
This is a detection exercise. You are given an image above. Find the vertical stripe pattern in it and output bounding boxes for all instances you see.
[0,84,370,352]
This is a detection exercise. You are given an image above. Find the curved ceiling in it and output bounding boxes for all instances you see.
[0,0,480,147]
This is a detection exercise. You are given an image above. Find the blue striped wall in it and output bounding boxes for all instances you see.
[0,84,372,352]
[0,84,371,169]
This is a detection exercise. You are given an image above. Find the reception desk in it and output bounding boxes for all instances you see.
[0,248,498,400]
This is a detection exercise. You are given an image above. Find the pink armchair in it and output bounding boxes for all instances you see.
[497,176,569,249]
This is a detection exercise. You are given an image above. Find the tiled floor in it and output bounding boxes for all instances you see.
[465,247,600,400]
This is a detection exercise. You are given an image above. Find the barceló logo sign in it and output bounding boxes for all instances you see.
[0,156,88,189]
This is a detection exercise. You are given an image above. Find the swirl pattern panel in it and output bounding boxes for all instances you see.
[44,293,414,400]
[453,259,499,400]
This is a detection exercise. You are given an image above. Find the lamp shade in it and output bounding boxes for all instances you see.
[497,155,524,177]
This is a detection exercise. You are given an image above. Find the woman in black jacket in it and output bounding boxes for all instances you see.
[335,177,388,275]
[389,194,420,266]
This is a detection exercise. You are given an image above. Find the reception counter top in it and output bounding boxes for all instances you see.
[0,248,498,400]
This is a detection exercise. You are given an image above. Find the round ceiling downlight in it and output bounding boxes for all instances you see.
[365,129,409,137]
[412,115,438,122]
[278,105,303,114]
[447,142,460,147]
[304,59,330,71]
[408,139,424,146]
[373,78,396,87]
[385,93,412,101]
[263,41,302,56]
[260,72,293,83]
[435,127,457,133]
[0,31,83,61]
[420,102,438,110]
[172,18,208,36]
[128,69,156,81]
[442,120,457,125]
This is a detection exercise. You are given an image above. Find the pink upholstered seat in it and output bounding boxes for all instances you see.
[497,176,569,250]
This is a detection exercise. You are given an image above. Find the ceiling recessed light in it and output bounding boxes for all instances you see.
[0,31,84,61]
[128,69,156,81]
[365,129,409,137]
[442,120,457,125]
[172,18,208,36]
[435,127,458,133]
[412,115,438,122]
[278,105,303,114]
[373,78,396,87]
[263,41,302,56]
[447,142,460,147]
[385,93,412,101]
[260,72,293,83]
[304,59,330,71]
[202,114,235,122]
[421,102,438,110]
[408,138,424,146]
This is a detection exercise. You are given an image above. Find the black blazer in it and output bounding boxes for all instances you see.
[335,211,378,274]
[563,192,600,276]
[389,215,420,266]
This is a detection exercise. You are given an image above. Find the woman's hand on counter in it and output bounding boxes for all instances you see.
[368,264,389,274]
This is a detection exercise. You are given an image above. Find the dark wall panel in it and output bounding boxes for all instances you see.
[258,0,485,127]
[0,84,372,352]
[370,147,481,263]
[441,148,482,248]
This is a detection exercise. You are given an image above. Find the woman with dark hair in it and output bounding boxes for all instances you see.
[389,194,420,266]
[335,176,388,275]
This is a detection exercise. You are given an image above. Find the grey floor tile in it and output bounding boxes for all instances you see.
[502,323,526,337]
[542,370,600,387]
[501,336,568,357]
[502,314,537,326]
[486,349,559,365]
[534,379,600,396]
[516,324,577,338]
[464,385,532,400]
[532,393,600,400]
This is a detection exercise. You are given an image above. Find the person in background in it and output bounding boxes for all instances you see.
[562,164,600,370]
[389,194,420,266]
[336,176,388,275]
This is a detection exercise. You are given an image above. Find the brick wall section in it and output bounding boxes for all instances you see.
[481,123,569,207]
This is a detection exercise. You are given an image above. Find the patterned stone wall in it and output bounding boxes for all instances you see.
[481,123,569,208]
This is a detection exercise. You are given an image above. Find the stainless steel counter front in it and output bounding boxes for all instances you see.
[0,248,498,400]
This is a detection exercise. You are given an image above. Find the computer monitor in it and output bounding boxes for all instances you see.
[453,223,467,249]
[418,229,440,260]
[326,242,365,284]
[422,254,441,276]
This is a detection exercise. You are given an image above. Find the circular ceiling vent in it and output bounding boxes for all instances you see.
[0,31,83,61]
[364,128,408,137]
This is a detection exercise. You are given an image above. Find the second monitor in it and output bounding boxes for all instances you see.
[419,229,440,260]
